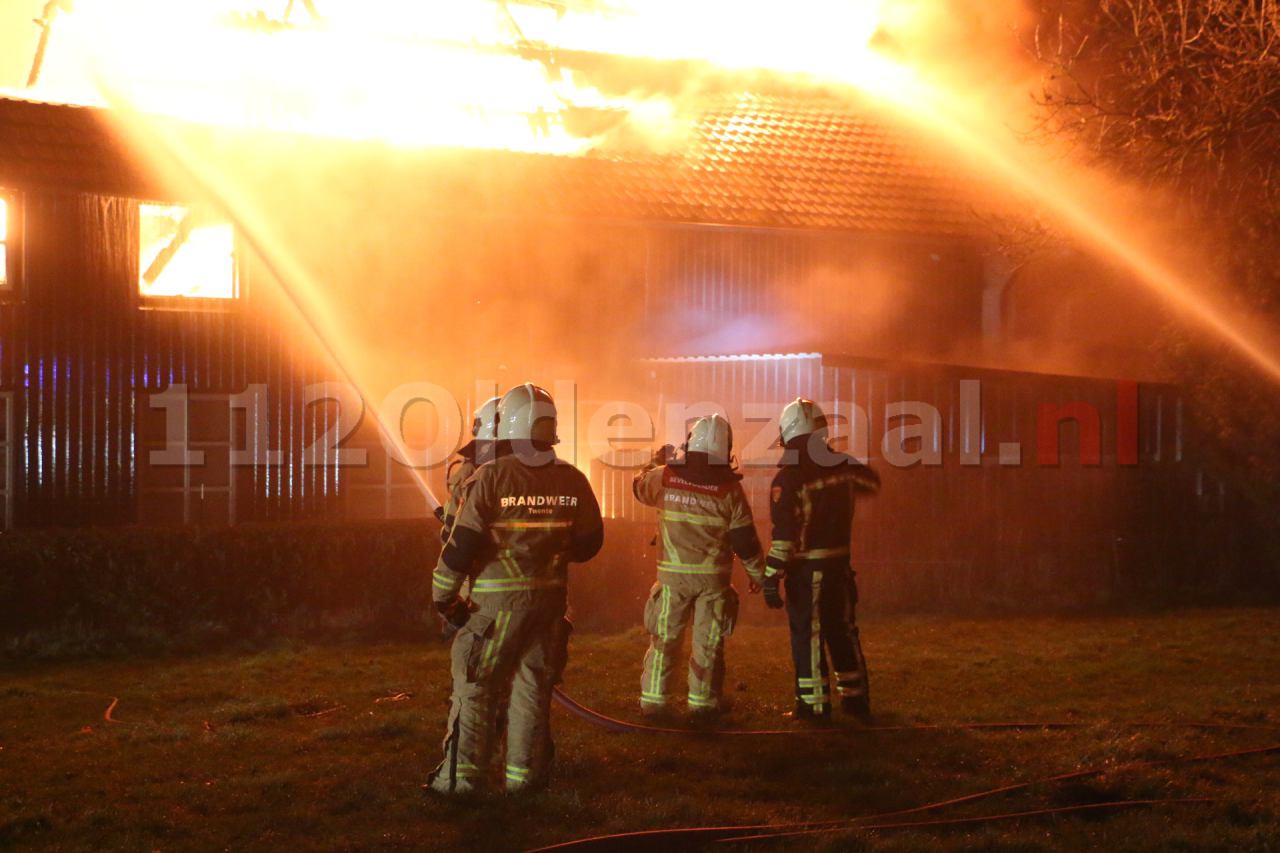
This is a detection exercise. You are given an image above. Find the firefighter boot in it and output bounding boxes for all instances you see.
[791,699,832,724]
[841,694,871,721]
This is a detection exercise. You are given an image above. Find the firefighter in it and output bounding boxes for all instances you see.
[435,396,500,542]
[427,383,603,794]
[763,398,880,722]
[633,414,765,719]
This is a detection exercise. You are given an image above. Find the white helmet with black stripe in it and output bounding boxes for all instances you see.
[685,413,733,464]
[472,396,501,442]
[779,398,827,446]
[497,383,558,445]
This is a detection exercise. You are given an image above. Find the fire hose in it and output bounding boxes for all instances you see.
[531,801,1217,851]
[542,688,1280,849]
[551,687,1280,736]
[528,738,1280,851]
[38,687,1280,849]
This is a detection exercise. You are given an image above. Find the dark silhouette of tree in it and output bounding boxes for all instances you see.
[1036,0,1279,214]
[1032,0,1280,583]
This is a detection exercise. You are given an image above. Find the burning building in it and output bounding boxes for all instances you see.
[0,84,1234,610]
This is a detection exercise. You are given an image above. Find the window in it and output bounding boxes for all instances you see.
[137,389,236,525]
[0,191,20,295]
[138,203,238,303]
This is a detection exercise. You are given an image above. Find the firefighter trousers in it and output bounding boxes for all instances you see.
[429,590,567,794]
[640,575,739,712]
[783,563,868,714]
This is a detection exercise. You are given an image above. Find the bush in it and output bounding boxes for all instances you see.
[0,519,663,658]
[0,520,439,658]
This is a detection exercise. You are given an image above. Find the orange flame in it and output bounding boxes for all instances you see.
[16,0,1280,386]
[22,1,903,153]
[23,1,685,153]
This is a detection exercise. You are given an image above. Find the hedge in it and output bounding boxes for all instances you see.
[6,515,1250,658]
[0,520,439,658]
[0,519,659,659]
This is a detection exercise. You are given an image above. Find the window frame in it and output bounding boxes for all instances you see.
[339,417,433,521]
[344,453,433,519]
[136,390,238,526]
[136,200,243,313]
[0,188,24,301]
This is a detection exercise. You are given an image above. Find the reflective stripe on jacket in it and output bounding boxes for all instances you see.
[634,464,765,582]
[767,450,879,576]
[433,453,603,603]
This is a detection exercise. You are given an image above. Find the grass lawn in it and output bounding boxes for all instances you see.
[2,608,1279,851]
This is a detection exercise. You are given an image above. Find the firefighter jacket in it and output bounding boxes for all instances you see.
[438,441,489,541]
[633,462,765,585]
[433,449,604,603]
[766,448,880,577]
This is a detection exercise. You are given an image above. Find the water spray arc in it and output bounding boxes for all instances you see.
[98,92,445,510]
[34,1,1280,390]
[857,72,1280,384]
[543,16,1280,385]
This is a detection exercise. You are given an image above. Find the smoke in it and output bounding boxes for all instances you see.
[105,119,678,481]
[38,0,1280,485]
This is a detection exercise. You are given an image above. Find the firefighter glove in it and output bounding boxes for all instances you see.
[762,575,784,609]
[437,596,474,635]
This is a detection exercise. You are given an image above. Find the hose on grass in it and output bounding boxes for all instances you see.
[528,735,1280,851]
[26,685,1272,738]
[551,687,1279,736]
[20,686,1277,850]
[714,798,1216,845]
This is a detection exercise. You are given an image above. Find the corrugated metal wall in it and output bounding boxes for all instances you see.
[592,354,1225,600]
[0,189,354,527]
[637,223,980,357]
[2,192,137,525]
[2,184,1204,581]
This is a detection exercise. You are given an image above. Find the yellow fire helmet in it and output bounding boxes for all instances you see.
[779,398,827,446]
[685,413,733,464]
[472,396,501,442]
[497,383,558,445]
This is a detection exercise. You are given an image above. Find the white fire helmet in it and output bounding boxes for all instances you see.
[779,398,827,446]
[497,383,558,445]
[685,413,733,464]
[472,396,501,442]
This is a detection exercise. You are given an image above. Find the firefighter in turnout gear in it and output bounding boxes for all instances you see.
[428,384,603,794]
[633,414,766,718]
[764,398,880,721]
[435,396,500,542]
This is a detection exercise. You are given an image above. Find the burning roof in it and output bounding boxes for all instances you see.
[0,92,978,237]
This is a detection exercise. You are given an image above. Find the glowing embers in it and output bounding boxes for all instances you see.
[138,203,237,301]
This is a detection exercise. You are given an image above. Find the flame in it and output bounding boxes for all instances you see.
[15,0,1280,389]
[24,1,903,154]
[138,203,238,299]
[24,1,690,153]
